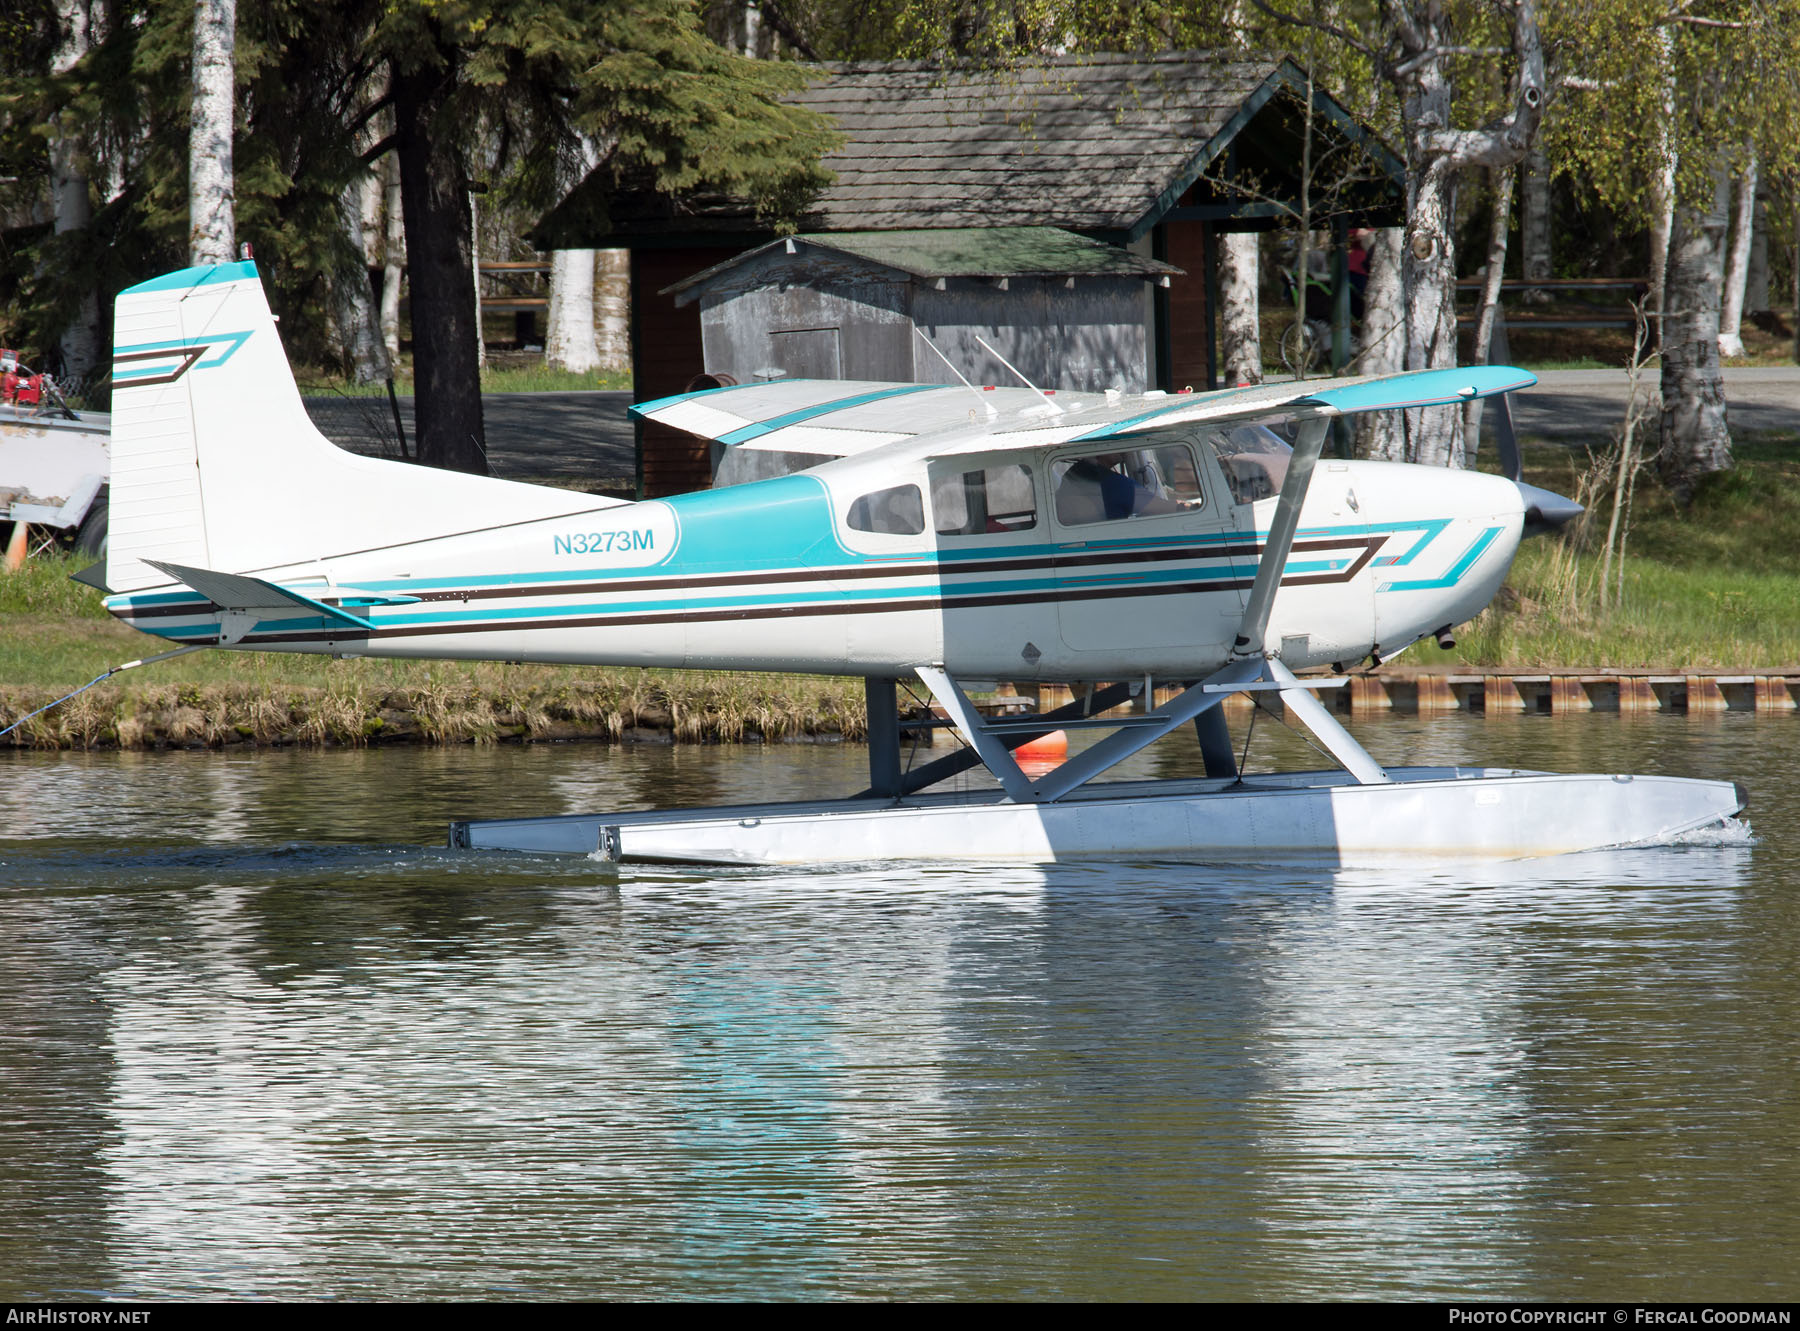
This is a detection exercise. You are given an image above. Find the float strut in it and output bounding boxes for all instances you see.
[865,676,903,798]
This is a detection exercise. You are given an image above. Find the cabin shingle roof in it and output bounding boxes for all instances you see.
[533,51,1403,248]
[789,53,1280,234]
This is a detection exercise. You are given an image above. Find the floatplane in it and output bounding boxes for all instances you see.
[91,261,1744,864]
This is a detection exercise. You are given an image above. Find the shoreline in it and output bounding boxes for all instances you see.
[6,666,1798,751]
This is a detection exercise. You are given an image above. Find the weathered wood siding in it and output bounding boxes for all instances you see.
[694,251,914,383]
[693,255,1152,400]
[911,278,1147,393]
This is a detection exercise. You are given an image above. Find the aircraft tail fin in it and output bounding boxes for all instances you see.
[106,262,615,593]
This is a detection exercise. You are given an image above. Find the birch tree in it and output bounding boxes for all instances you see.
[381,150,405,368]
[545,249,601,373]
[594,248,631,370]
[48,0,100,381]
[1661,163,1731,494]
[1357,226,1407,459]
[188,0,235,265]
[1518,143,1550,300]
[1548,0,1800,498]
[335,177,389,383]
[1718,153,1757,358]
[1218,234,1263,386]
[1254,0,1546,467]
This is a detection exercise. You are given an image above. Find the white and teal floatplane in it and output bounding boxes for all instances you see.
[92,261,1744,865]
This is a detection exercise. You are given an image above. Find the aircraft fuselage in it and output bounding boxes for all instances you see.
[107,433,1526,681]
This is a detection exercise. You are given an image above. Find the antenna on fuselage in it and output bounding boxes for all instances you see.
[913,327,998,418]
[973,334,1064,416]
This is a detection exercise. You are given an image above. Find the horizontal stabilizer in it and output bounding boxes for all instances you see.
[144,560,370,629]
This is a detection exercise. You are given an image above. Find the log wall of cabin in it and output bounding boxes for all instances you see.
[631,247,735,498]
[1161,218,1215,393]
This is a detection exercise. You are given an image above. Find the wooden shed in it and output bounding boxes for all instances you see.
[667,227,1179,388]
[535,51,1404,497]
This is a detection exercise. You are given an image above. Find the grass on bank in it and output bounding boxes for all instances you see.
[1443,436,1800,669]
[0,554,865,747]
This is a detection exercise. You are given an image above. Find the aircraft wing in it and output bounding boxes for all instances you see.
[630,379,1109,457]
[917,366,1539,458]
[632,367,1536,464]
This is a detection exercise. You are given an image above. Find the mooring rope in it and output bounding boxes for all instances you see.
[0,644,208,741]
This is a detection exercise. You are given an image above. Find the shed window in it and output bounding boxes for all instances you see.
[847,484,925,535]
[1052,444,1203,526]
[932,464,1037,536]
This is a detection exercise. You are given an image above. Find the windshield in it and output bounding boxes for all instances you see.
[1209,425,1292,504]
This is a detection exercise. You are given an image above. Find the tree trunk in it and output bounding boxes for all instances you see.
[1745,177,1770,314]
[470,189,486,370]
[1659,162,1732,500]
[1648,31,1677,327]
[188,0,236,266]
[381,151,404,368]
[1649,169,1675,324]
[392,51,487,474]
[595,248,630,371]
[1386,0,1544,468]
[1463,166,1516,456]
[1519,143,1551,303]
[1400,151,1464,466]
[50,0,100,381]
[336,180,389,384]
[1718,153,1757,358]
[1356,227,1406,461]
[545,250,601,373]
[1218,232,1261,386]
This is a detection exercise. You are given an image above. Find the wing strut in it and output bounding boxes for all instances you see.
[1235,416,1331,659]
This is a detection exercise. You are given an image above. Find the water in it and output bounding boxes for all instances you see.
[1,715,1795,1300]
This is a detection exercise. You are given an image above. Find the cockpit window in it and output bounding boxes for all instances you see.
[846,483,925,535]
[932,464,1037,536]
[1210,425,1292,504]
[1051,444,1203,526]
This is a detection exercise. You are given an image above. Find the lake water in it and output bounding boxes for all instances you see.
[1,714,1795,1301]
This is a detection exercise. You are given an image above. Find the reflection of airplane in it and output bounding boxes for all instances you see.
[94,262,1744,864]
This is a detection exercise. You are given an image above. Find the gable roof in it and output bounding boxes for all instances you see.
[790,53,1393,238]
[533,51,1404,249]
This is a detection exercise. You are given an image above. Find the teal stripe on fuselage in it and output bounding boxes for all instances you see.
[1379,526,1502,592]
[108,513,1444,609]
[659,473,855,570]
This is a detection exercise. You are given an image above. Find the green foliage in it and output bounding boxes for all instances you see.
[1447,437,1800,668]
[0,0,837,373]
[1543,0,1800,223]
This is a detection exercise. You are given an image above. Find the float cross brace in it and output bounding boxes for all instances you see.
[911,655,1389,805]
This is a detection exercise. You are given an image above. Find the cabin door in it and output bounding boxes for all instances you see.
[1049,441,1246,655]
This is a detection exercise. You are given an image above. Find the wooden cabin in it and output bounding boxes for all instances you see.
[535,52,1404,497]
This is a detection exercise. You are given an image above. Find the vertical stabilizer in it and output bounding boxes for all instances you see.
[105,261,616,593]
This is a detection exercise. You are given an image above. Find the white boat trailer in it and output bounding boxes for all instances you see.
[449,658,1746,866]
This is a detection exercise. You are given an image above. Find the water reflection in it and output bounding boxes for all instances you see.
[0,716,1796,1299]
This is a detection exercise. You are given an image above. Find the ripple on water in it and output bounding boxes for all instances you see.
[1,718,1797,1300]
